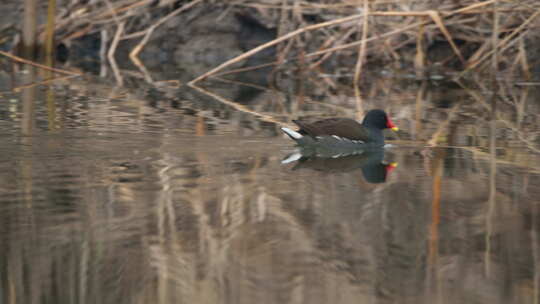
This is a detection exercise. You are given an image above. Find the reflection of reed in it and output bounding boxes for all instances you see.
[22,0,37,60]
[2,134,538,303]
[21,67,36,137]
[20,67,36,210]
[139,139,395,302]
[2,73,540,303]
[426,148,444,303]
[534,185,539,304]
[485,95,497,277]
[456,79,539,155]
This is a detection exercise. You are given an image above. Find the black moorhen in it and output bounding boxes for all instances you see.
[281,109,398,149]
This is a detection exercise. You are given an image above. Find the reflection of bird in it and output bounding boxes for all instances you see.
[281,109,398,149]
[282,148,397,184]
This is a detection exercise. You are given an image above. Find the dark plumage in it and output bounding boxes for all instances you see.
[281,109,398,147]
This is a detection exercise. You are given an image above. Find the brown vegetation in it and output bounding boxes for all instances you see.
[1,0,540,83]
[0,1,538,153]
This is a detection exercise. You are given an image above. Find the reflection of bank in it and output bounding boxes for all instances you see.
[282,147,397,184]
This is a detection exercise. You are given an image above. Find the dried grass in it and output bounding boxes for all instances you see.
[3,0,540,83]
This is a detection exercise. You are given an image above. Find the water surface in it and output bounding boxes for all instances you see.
[0,72,539,304]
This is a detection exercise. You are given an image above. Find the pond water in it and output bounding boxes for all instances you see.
[0,69,539,304]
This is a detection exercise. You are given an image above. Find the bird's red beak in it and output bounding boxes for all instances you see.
[385,162,398,175]
[386,118,399,131]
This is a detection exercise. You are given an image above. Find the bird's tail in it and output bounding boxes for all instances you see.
[281,127,303,141]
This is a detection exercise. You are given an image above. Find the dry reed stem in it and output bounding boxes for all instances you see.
[369,10,469,64]
[103,0,121,24]
[309,26,356,70]
[35,0,537,89]
[353,0,369,120]
[461,146,540,172]
[304,20,424,59]
[108,22,125,85]
[414,21,426,76]
[314,6,489,63]
[106,0,151,17]
[128,0,203,62]
[517,37,531,79]
[427,10,465,64]
[498,120,540,154]
[461,0,499,13]
[462,8,540,74]
[0,50,81,76]
[213,76,271,92]
[59,24,93,41]
[491,0,499,74]
[129,26,154,62]
[304,0,503,71]
[50,0,146,43]
[456,79,540,153]
[223,0,498,83]
[12,74,79,92]
[514,82,540,86]
[45,0,56,66]
[135,56,154,83]
[99,29,108,62]
[213,62,279,77]
[426,102,462,146]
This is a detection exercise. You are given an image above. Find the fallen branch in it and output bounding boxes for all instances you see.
[0,50,82,76]
[187,83,290,128]
[12,74,79,92]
